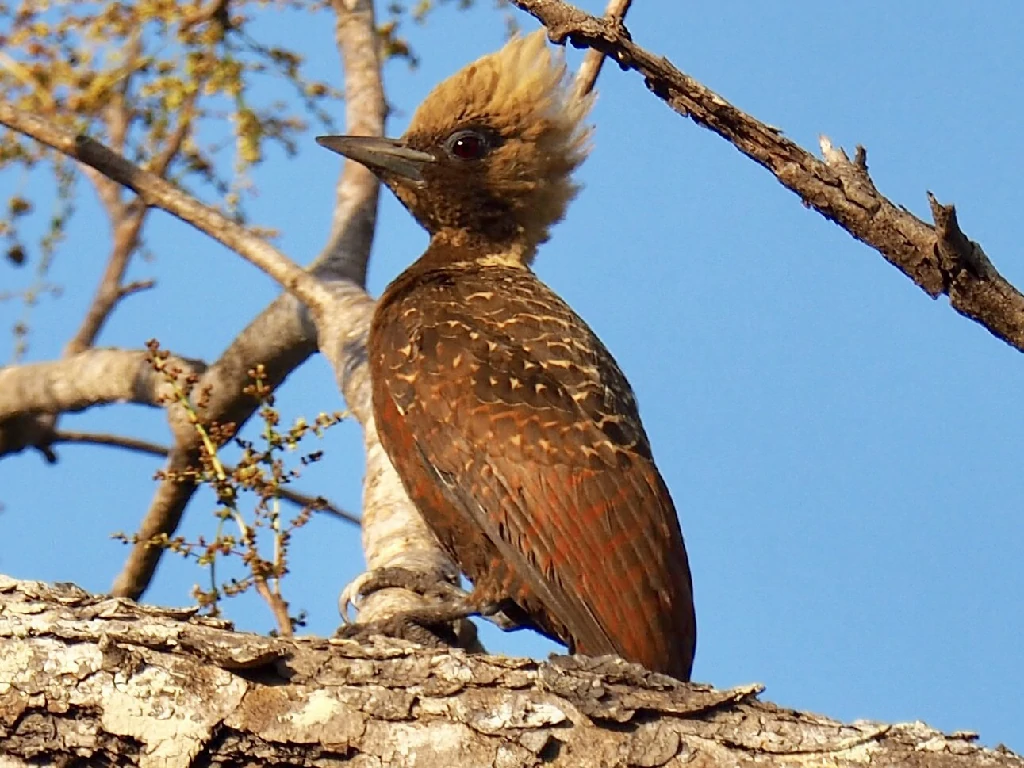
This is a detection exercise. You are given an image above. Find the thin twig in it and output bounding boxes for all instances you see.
[50,429,360,525]
[118,280,156,298]
[253,578,294,637]
[572,0,631,97]
[64,214,148,355]
[51,429,176,459]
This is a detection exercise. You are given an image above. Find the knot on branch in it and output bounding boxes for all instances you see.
[0,413,58,462]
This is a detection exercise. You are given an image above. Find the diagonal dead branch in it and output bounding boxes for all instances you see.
[0,101,331,312]
[511,0,1024,352]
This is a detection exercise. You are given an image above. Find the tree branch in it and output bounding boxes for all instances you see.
[0,44,371,597]
[0,348,204,423]
[2,576,1019,768]
[511,0,1024,352]
[0,99,329,593]
[0,101,332,312]
[63,209,149,355]
[110,0,406,600]
[0,347,204,461]
[317,0,466,638]
[68,65,199,356]
[49,428,360,525]
[115,0,456,607]
[572,0,631,97]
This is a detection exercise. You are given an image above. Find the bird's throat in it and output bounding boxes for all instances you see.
[418,230,537,271]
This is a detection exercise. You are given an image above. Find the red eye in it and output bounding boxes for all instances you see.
[446,130,488,160]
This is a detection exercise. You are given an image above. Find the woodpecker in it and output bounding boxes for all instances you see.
[318,30,696,680]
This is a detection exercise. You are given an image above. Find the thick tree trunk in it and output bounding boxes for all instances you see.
[1,577,1018,768]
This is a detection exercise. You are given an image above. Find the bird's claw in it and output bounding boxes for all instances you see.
[338,566,527,634]
[335,599,475,648]
[338,566,467,624]
[338,570,377,624]
[475,601,525,632]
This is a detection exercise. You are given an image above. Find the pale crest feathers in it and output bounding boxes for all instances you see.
[408,29,594,179]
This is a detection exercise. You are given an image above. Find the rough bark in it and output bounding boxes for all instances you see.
[1,576,1017,768]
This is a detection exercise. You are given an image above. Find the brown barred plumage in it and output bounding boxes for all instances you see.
[319,31,696,679]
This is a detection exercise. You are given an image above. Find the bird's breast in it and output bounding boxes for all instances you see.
[372,265,650,466]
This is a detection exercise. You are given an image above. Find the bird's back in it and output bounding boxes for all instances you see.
[370,247,697,679]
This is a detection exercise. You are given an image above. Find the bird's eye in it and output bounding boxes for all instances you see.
[445,130,489,161]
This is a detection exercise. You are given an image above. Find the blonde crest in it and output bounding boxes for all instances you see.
[407,29,594,180]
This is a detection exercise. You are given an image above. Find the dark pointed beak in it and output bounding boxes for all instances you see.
[316,135,435,182]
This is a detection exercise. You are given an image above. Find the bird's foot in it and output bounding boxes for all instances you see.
[474,600,524,632]
[338,566,524,634]
[335,599,475,649]
[338,566,467,624]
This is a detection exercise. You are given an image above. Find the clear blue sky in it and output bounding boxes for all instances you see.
[2,0,1022,751]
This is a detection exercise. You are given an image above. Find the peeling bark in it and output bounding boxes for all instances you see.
[2,577,1019,768]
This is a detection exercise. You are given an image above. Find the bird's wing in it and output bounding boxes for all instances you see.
[376,271,694,669]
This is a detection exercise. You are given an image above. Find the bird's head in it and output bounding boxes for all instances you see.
[317,30,593,263]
